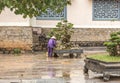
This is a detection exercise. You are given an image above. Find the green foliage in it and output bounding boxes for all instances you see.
[13,48,21,55]
[48,20,74,49]
[104,31,120,56]
[110,36,119,41]
[110,32,117,37]
[0,0,71,18]
[104,42,117,47]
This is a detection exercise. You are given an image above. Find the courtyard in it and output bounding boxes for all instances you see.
[0,47,119,83]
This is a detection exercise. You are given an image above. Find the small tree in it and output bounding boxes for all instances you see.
[48,20,74,49]
[104,31,120,56]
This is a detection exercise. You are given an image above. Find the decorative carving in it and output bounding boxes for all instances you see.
[84,58,120,81]
[93,0,120,20]
[37,7,66,20]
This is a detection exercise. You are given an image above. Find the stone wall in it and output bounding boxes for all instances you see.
[3,27,119,51]
[0,26,33,50]
[71,28,120,41]
[41,28,120,47]
[41,28,120,41]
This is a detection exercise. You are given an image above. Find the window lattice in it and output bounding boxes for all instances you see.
[36,7,67,20]
[93,0,120,20]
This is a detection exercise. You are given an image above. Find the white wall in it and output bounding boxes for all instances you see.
[31,0,120,28]
[0,8,30,26]
[0,0,120,28]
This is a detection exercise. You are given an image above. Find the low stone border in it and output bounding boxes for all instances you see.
[84,58,120,81]
[54,49,83,58]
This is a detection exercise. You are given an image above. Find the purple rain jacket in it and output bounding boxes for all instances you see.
[47,38,56,48]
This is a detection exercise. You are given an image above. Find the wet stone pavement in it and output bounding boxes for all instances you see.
[0,51,120,83]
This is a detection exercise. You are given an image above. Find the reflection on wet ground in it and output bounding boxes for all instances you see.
[0,52,120,83]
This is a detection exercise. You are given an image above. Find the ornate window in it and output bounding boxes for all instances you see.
[93,0,120,21]
[36,7,67,20]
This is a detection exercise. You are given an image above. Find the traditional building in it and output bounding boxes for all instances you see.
[0,0,120,50]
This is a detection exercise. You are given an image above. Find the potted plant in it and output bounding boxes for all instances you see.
[48,20,74,49]
[84,31,120,81]
[48,20,75,58]
[48,20,84,58]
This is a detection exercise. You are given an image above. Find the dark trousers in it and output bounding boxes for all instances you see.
[48,47,53,57]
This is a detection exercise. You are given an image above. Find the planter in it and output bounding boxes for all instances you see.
[54,49,83,58]
[84,58,120,81]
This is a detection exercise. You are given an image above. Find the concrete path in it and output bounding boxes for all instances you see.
[0,49,119,83]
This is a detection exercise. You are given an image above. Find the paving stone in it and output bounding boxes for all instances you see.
[0,51,119,83]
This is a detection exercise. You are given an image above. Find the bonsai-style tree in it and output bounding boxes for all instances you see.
[0,0,71,18]
[104,31,120,56]
[48,20,74,49]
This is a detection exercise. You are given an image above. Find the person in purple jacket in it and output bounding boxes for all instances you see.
[47,36,56,57]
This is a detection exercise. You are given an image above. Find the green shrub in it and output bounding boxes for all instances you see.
[13,48,21,55]
[104,31,120,56]
[48,20,74,49]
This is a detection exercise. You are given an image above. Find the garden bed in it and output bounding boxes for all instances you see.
[84,54,120,81]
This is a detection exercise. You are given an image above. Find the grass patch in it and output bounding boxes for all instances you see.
[87,53,120,62]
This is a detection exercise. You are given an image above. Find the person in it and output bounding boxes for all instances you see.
[47,36,56,57]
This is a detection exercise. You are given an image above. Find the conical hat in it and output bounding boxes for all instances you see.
[51,36,56,39]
